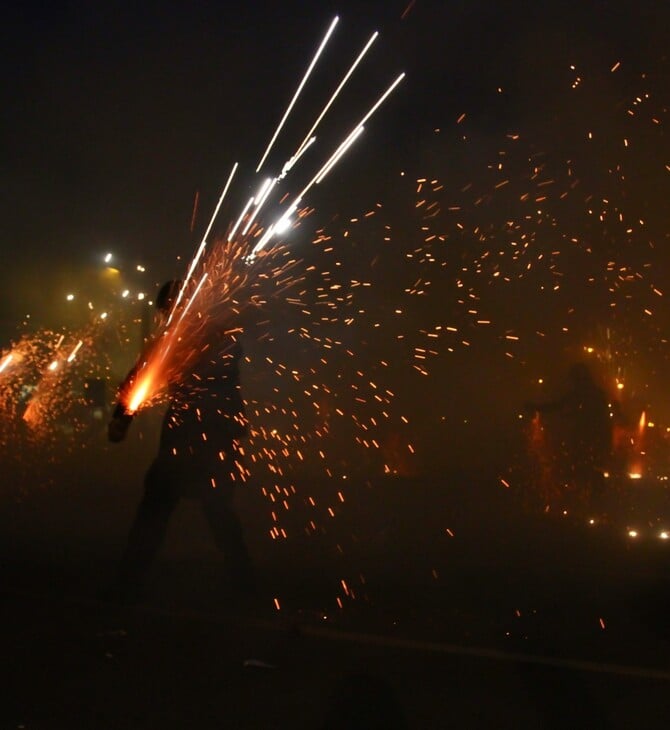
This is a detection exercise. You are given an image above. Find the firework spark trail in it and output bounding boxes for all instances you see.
[292,30,379,160]
[167,162,239,327]
[120,18,406,416]
[255,15,340,173]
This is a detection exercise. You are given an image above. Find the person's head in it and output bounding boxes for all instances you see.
[155,280,182,315]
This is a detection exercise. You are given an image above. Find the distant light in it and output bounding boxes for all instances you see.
[660,532,669,540]
[121,290,130,298]
[87,301,94,310]
[589,518,595,525]
[585,346,594,353]
[137,264,145,272]
[48,360,59,372]
[66,293,75,301]
[617,382,624,390]
[628,472,643,480]
[628,530,638,538]
[104,252,113,263]
[537,378,543,384]
[138,292,145,301]
[100,312,108,320]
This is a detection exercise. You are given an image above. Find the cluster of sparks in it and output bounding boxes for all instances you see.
[3,15,670,613]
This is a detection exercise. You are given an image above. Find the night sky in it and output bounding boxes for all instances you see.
[2,0,669,472]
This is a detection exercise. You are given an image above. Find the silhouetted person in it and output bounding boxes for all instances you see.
[526,362,612,505]
[107,280,254,602]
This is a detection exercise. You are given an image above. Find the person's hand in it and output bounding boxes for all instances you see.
[108,413,132,442]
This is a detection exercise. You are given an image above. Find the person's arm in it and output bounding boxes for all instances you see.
[107,359,142,443]
[107,401,134,442]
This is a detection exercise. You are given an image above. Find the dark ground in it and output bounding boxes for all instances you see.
[3,426,670,728]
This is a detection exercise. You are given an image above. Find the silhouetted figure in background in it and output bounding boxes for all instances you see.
[526,362,613,508]
[108,280,254,602]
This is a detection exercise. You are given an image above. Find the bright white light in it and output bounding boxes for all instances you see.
[66,293,75,301]
[67,340,83,363]
[0,354,14,373]
[660,531,669,540]
[100,312,108,320]
[104,253,113,263]
[293,30,379,159]
[229,197,255,241]
[122,290,130,298]
[628,530,638,538]
[138,292,145,300]
[273,215,293,235]
[137,264,145,272]
[628,472,643,480]
[256,16,339,173]
[48,360,59,372]
[254,177,272,204]
[274,204,298,236]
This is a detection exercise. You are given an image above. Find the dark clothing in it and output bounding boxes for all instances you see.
[116,337,253,596]
[118,446,253,594]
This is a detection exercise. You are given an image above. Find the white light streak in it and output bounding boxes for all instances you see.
[315,125,365,184]
[255,16,339,173]
[242,177,278,235]
[297,71,405,201]
[229,197,255,241]
[0,354,13,373]
[254,177,272,204]
[249,223,276,258]
[66,340,83,363]
[280,136,316,178]
[294,30,379,158]
[168,162,238,324]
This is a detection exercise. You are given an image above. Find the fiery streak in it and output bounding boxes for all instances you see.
[168,162,238,325]
[294,30,379,158]
[255,16,340,173]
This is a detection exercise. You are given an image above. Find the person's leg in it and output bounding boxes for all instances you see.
[115,458,180,598]
[201,482,254,592]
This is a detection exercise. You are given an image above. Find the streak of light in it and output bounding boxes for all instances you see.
[66,340,83,363]
[0,353,13,373]
[168,162,238,325]
[294,31,379,159]
[256,16,339,173]
[281,135,316,178]
[229,197,255,241]
[297,72,405,201]
[316,126,365,184]
[242,177,278,235]
[126,272,209,414]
